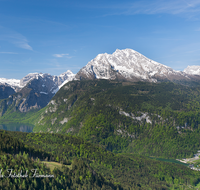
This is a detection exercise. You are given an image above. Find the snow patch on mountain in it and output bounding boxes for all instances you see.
[40,91,48,95]
[0,78,21,87]
[50,70,75,94]
[184,65,200,75]
[52,88,59,94]
[58,70,75,89]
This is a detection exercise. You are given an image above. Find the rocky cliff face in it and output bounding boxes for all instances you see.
[0,70,75,115]
[0,85,15,100]
[0,77,55,115]
[17,76,58,112]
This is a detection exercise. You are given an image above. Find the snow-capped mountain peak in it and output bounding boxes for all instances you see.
[75,48,185,82]
[19,72,57,87]
[0,78,20,87]
[58,71,75,89]
[183,65,200,75]
[19,71,75,88]
[59,70,74,77]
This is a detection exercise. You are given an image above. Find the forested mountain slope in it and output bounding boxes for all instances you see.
[34,80,200,158]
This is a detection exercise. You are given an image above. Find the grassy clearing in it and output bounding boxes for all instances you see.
[41,161,72,171]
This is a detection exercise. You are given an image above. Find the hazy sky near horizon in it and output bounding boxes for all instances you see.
[1,0,200,79]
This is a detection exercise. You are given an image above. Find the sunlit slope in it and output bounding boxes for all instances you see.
[34,80,200,158]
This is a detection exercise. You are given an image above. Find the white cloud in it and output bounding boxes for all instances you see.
[8,33,33,50]
[53,53,72,58]
[0,26,33,50]
[14,40,33,50]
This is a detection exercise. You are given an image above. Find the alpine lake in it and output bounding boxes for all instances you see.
[0,123,34,133]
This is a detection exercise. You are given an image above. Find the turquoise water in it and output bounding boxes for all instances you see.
[149,157,189,166]
[0,123,34,132]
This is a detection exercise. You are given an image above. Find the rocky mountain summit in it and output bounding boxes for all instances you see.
[20,70,75,90]
[75,49,198,83]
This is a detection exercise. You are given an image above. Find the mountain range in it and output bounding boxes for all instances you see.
[1,48,200,115]
[0,70,75,93]
[2,48,200,91]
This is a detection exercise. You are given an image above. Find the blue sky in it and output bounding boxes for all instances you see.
[1,0,200,79]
